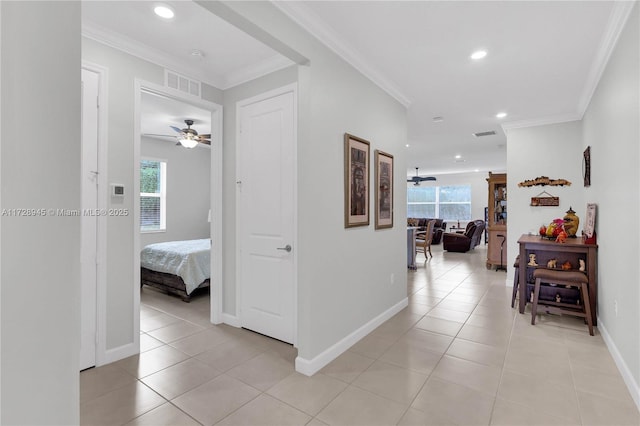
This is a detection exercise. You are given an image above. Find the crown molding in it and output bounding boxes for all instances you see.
[223,55,294,89]
[273,1,412,108]
[577,1,636,118]
[501,112,582,132]
[82,21,226,89]
[82,20,292,91]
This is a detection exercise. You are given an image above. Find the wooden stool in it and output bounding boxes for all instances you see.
[531,269,593,336]
[511,255,520,308]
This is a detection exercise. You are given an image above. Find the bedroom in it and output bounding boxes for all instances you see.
[139,90,213,303]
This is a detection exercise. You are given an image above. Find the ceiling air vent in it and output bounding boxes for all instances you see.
[473,130,496,138]
[165,69,201,98]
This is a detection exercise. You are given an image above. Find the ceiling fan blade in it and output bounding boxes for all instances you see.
[199,139,211,145]
[421,176,437,181]
[143,133,177,139]
[170,126,182,133]
[198,134,211,139]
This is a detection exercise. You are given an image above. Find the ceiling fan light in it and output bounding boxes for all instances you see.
[179,138,198,148]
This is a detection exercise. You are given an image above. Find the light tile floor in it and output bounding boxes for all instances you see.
[81,245,639,425]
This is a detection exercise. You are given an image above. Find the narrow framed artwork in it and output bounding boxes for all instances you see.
[583,146,591,187]
[374,150,394,229]
[344,133,370,228]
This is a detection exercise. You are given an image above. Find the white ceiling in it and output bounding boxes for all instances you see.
[82,1,629,176]
[140,91,211,145]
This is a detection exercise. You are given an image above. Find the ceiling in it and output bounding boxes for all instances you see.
[140,91,211,146]
[82,1,628,175]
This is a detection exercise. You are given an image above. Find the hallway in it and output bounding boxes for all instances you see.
[80,244,639,425]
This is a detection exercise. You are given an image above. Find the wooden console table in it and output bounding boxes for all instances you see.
[517,234,598,325]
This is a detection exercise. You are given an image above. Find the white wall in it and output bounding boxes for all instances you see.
[406,171,491,229]
[506,121,584,280]
[506,3,639,406]
[582,3,639,403]
[82,38,223,354]
[140,137,210,247]
[204,2,408,366]
[1,2,80,423]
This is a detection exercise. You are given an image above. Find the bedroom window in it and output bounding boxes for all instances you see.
[140,159,167,232]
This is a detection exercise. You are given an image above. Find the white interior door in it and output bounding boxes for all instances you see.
[80,68,99,370]
[238,86,296,344]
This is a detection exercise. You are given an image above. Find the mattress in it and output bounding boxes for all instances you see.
[140,239,211,295]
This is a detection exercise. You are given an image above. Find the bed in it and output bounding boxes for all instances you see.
[140,239,211,302]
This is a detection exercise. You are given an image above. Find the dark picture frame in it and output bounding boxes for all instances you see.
[374,150,394,229]
[583,146,591,187]
[344,133,370,228]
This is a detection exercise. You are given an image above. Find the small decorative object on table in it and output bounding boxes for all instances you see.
[556,231,567,243]
[528,254,538,266]
[562,261,572,270]
[547,259,557,268]
[563,207,579,237]
[555,294,562,303]
[579,259,585,271]
[544,218,564,239]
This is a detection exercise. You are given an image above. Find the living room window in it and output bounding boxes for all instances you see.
[407,185,471,221]
[140,158,167,232]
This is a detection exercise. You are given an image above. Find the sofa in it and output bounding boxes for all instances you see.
[442,219,485,252]
[407,217,447,244]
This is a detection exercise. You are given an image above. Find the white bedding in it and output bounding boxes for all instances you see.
[141,239,211,295]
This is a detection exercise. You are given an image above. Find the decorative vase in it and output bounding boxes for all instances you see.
[563,206,579,238]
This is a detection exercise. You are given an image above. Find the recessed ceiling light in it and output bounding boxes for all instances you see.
[455,155,462,159]
[470,50,487,60]
[474,169,480,172]
[154,4,175,19]
[405,144,410,148]
[496,112,507,119]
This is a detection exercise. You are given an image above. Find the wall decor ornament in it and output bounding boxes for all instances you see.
[518,176,572,187]
[344,133,370,228]
[583,146,591,187]
[374,150,394,229]
[530,190,559,206]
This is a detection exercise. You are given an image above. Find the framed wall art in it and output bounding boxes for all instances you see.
[584,203,596,238]
[374,150,394,229]
[583,146,591,187]
[344,133,370,228]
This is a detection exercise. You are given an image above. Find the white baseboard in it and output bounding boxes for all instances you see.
[598,316,640,411]
[295,297,409,376]
[222,313,241,328]
[100,342,138,366]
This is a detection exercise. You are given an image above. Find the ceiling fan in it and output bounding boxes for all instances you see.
[170,119,211,148]
[143,119,211,148]
[407,167,436,185]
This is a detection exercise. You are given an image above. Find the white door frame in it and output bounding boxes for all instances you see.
[133,80,223,332]
[235,83,298,346]
[81,61,109,367]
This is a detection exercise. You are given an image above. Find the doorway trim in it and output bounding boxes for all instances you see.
[81,61,109,366]
[133,80,223,336]
[235,83,298,346]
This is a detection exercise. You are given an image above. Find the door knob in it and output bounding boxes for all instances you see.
[277,244,292,252]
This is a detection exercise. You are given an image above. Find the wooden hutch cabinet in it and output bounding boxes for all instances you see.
[487,172,507,269]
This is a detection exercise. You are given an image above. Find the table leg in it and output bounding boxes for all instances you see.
[519,243,527,313]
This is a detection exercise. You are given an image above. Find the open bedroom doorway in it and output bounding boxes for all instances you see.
[135,82,223,334]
